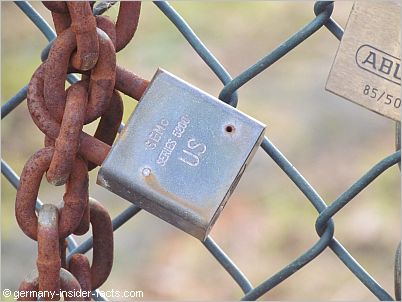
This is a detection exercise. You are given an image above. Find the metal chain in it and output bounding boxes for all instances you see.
[15,1,145,299]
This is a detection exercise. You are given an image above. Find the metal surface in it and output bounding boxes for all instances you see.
[66,1,99,71]
[326,1,401,121]
[37,204,61,299]
[87,198,114,290]
[8,1,141,299]
[18,268,82,301]
[2,1,400,300]
[69,254,92,301]
[98,69,266,240]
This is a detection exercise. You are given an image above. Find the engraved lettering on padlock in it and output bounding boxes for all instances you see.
[326,1,401,121]
[356,45,401,84]
[172,115,190,138]
[157,138,177,166]
[98,69,266,240]
[179,138,207,167]
[145,118,169,150]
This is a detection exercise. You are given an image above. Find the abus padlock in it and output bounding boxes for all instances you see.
[97,69,266,240]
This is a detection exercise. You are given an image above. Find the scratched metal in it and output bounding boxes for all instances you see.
[98,69,266,240]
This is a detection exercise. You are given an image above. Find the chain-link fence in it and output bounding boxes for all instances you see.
[2,1,401,300]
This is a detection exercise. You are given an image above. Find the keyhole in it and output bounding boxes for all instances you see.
[225,124,235,133]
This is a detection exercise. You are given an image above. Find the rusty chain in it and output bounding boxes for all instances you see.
[15,2,148,299]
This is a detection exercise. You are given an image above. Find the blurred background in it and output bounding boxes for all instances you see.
[1,2,400,300]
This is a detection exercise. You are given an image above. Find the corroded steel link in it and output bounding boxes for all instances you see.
[88,90,123,171]
[16,148,53,240]
[96,15,117,49]
[74,202,90,235]
[15,148,88,240]
[28,64,62,137]
[115,1,141,52]
[79,132,111,166]
[82,28,116,124]
[37,204,61,299]
[67,64,149,102]
[28,64,111,165]
[42,1,68,14]
[17,269,39,301]
[59,156,89,238]
[47,82,88,186]
[45,135,55,147]
[16,1,145,297]
[43,28,76,122]
[89,198,114,290]
[60,239,68,269]
[51,11,71,35]
[94,91,123,147]
[69,254,92,301]
[115,65,149,100]
[18,268,82,301]
[48,1,72,36]
[45,2,99,70]
[67,1,99,70]
[44,28,116,124]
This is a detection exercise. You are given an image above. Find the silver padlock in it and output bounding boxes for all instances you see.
[97,69,266,240]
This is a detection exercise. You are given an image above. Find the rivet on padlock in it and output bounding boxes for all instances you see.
[97,69,266,240]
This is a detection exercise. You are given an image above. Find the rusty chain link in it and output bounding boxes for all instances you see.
[18,268,82,301]
[15,1,144,299]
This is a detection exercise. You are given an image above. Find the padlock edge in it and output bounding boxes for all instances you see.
[97,166,211,241]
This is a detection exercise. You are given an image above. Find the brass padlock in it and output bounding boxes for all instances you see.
[326,1,401,121]
[97,69,266,240]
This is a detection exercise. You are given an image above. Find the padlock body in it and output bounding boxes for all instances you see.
[98,69,266,240]
[326,1,401,121]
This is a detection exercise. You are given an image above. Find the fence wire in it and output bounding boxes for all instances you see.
[2,1,401,300]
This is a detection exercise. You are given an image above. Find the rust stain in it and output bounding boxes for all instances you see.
[67,1,99,70]
[88,198,113,290]
[37,204,61,299]
[69,254,91,300]
[143,172,210,220]
[46,82,88,186]
[16,0,145,294]
[115,2,141,52]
